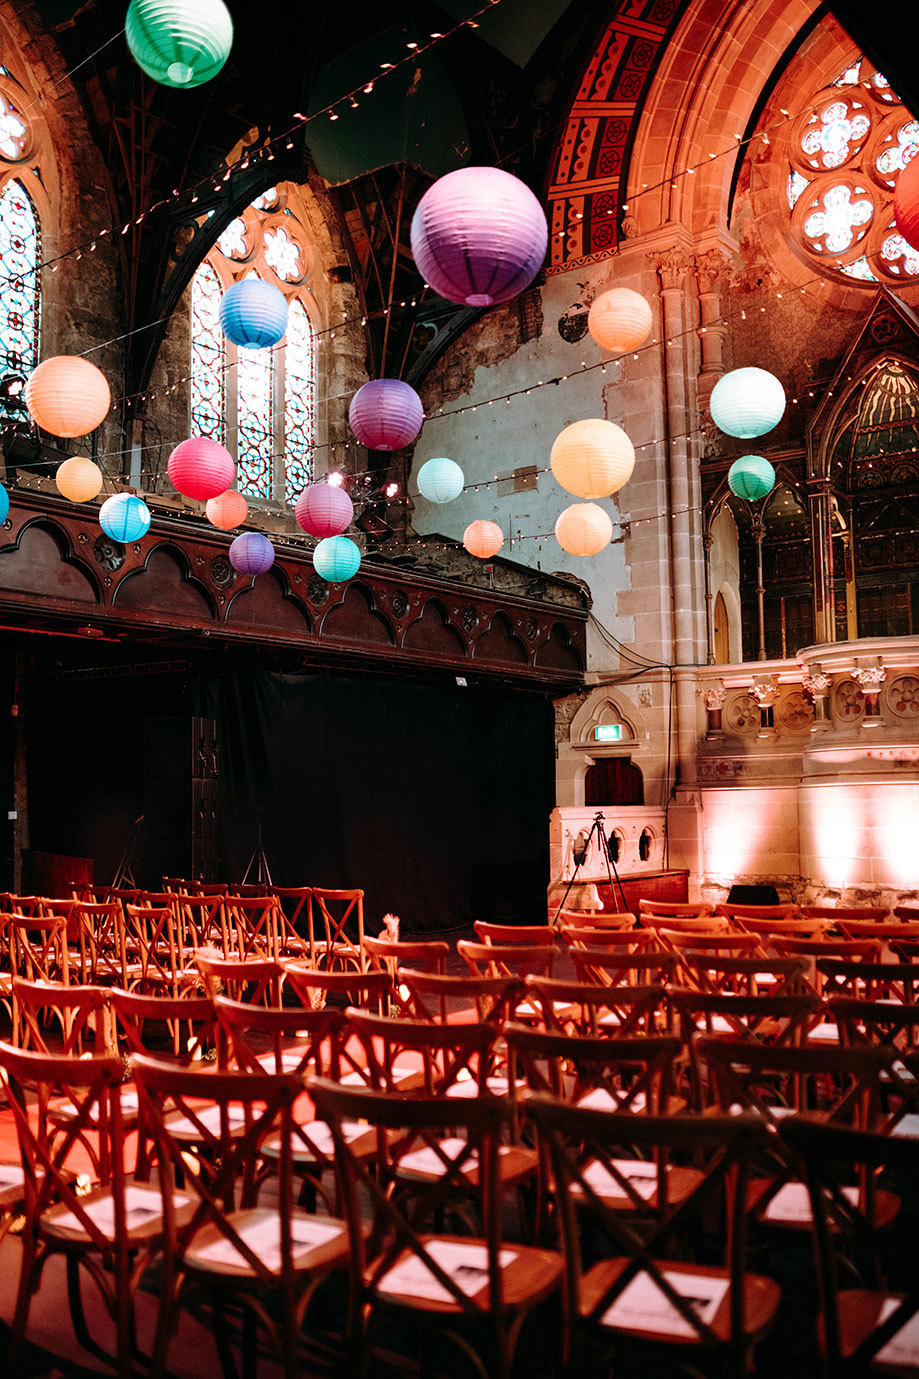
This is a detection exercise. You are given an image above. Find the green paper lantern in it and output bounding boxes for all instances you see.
[126,0,233,89]
[728,455,775,502]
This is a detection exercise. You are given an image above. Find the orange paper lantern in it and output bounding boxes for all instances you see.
[206,489,248,530]
[894,154,919,252]
[555,502,613,556]
[550,418,634,499]
[463,520,504,559]
[55,456,104,502]
[25,356,111,438]
[588,288,653,353]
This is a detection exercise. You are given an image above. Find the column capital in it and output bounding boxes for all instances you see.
[652,249,693,291]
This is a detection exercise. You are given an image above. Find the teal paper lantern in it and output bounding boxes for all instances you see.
[417,457,464,504]
[126,0,233,89]
[0,485,8,524]
[728,455,775,502]
[313,535,361,582]
[99,493,151,542]
[710,367,785,439]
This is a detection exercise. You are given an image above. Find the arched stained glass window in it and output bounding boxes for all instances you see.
[0,177,40,419]
[188,184,316,503]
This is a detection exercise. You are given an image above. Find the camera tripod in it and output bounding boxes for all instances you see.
[551,810,629,925]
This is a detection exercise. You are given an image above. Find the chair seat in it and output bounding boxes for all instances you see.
[41,1180,194,1245]
[183,1206,350,1278]
[581,1258,781,1344]
[50,1083,141,1128]
[749,1179,900,1230]
[570,1157,703,1209]
[374,1232,563,1313]
[0,1161,25,1208]
[575,1089,687,1115]
[339,1063,424,1093]
[165,1101,250,1142]
[445,1074,527,1100]
[264,1118,394,1165]
[806,1020,840,1045]
[396,1136,538,1189]
[827,1290,919,1369]
[513,999,579,1023]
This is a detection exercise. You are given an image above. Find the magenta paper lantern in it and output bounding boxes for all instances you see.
[410,166,548,307]
[348,379,424,452]
[229,531,275,576]
[294,483,354,538]
[168,436,235,500]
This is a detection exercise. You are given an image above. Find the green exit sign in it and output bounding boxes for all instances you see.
[594,724,623,743]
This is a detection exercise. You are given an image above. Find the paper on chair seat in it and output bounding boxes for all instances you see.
[577,1088,647,1113]
[579,1158,658,1199]
[380,1239,517,1304]
[891,1113,919,1138]
[398,1137,515,1176]
[445,1074,525,1098]
[876,1297,919,1367]
[601,1269,728,1338]
[167,1103,250,1136]
[297,1119,368,1157]
[763,1182,857,1223]
[51,1184,164,1235]
[192,1214,344,1270]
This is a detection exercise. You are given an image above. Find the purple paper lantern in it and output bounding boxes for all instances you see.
[294,482,354,538]
[410,166,548,307]
[229,531,274,576]
[348,379,424,452]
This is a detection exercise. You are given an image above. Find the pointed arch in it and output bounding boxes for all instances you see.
[0,177,41,418]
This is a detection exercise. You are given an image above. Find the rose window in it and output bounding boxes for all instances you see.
[0,90,30,161]
[801,183,873,254]
[264,226,302,282]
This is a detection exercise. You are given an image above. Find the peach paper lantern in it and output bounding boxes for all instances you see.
[588,288,652,353]
[206,489,248,530]
[25,356,111,438]
[463,520,504,559]
[550,418,634,499]
[55,456,104,502]
[555,502,613,556]
[894,153,919,252]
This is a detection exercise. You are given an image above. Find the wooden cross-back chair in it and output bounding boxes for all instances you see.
[132,1053,351,1379]
[834,919,919,945]
[364,934,450,981]
[122,903,201,998]
[800,904,889,924]
[816,957,919,1004]
[569,947,680,988]
[697,1038,895,1233]
[773,936,883,997]
[457,939,556,982]
[639,913,731,936]
[730,914,830,941]
[504,1025,680,1116]
[473,921,556,946]
[308,1076,563,1379]
[172,893,230,957]
[829,997,919,1137]
[269,885,313,957]
[7,912,71,988]
[638,899,715,918]
[554,909,637,931]
[12,977,112,1058]
[522,976,672,1039]
[69,900,128,987]
[224,894,308,961]
[675,954,807,999]
[559,924,657,951]
[656,930,764,960]
[0,1041,195,1379]
[195,953,285,1007]
[282,963,400,1017]
[780,1119,919,1377]
[397,969,524,1027]
[109,987,218,1067]
[309,887,366,971]
[344,1006,500,1098]
[715,903,800,923]
[525,1096,780,1377]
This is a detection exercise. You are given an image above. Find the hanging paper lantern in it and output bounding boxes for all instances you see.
[294,483,354,538]
[55,456,103,503]
[219,279,289,350]
[550,419,635,499]
[125,0,233,88]
[728,455,776,502]
[99,494,151,543]
[206,489,248,530]
[348,379,424,452]
[588,288,653,353]
[710,367,785,439]
[313,535,362,582]
[229,531,275,576]
[167,437,235,501]
[555,502,613,557]
[410,166,548,307]
[894,154,919,252]
[417,457,464,504]
[24,356,111,439]
[0,486,8,524]
[463,520,504,560]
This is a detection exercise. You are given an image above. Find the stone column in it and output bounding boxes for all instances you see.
[853,661,886,724]
[802,667,832,731]
[701,683,727,737]
[808,477,836,644]
[751,676,779,737]
[692,252,729,405]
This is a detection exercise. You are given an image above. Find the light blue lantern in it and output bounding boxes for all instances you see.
[313,535,361,582]
[219,279,289,349]
[417,457,464,504]
[728,455,776,502]
[126,0,233,89]
[0,485,8,524]
[99,493,151,542]
[710,367,785,439]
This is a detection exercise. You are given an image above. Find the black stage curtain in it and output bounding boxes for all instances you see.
[197,668,555,934]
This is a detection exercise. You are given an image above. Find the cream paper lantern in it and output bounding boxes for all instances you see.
[588,288,652,353]
[55,456,104,502]
[550,418,634,499]
[555,502,613,556]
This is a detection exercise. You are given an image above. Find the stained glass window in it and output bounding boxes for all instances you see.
[190,260,225,443]
[0,178,40,419]
[188,186,315,502]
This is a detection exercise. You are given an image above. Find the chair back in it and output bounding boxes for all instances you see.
[109,987,218,1065]
[397,969,523,1025]
[12,977,112,1057]
[173,893,230,955]
[715,903,800,922]
[457,938,555,981]
[195,954,285,1006]
[799,904,889,923]
[640,913,730,934]
[523,975,671,1038]
[505,1025,679,1111]
[678,955,807,998]
[638,899,714,918]
[7,912,70,986]
[364,935,449,977]
[569,947,679,988]
[69,900,127,985]
[816,957,919,1003]
[555,909,636,930]
[282,963,395,1015]
[473,921,555,946]
[124,903,191,995]
[214,994,343,1079]
[310,887,366,970]
[344,1007,501,1096]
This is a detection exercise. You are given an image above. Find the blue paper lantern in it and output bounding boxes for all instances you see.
[126,0,233,89]
[219,279,289,349]
[313,535,361,582]
[99,494,151,543]
[710,367,786,439]
[0,486,8,524]
[728,455,776,502]
[229,531,275,576]
[417,457,464,504]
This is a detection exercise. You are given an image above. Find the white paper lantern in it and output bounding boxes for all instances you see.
[550,419,634,499]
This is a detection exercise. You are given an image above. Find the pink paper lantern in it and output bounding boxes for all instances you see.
[348,379,424,452]
[206,489,248,530]
[168,436,235,500]
[294,483,354,538]
[463,520,504,559]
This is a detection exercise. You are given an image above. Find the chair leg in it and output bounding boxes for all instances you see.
[5,1234,40,1373]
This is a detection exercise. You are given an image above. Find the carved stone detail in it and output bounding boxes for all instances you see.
[461,604,479,633]
[725,692,759,734]
[833,678,865,722]
[93,534,125,572]
[750,676,779,709]
[777,691,813,731]
[886,675,919,718]
[210,556,235,590]
[390,590,409,619]
[701,684,727,711]
[653,249,692,291]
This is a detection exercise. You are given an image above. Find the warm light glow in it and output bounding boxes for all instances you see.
[873,788,919,888]
[327,471,344,487]
[805,785,864,889]
[385,481,400,498]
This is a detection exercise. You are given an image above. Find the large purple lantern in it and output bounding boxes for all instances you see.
[348,379,424,452]
[410,166,548,307]
[229,531,275,576]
